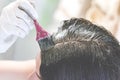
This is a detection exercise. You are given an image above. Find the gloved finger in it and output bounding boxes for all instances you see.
[27,19,34,30]
[26,18,34,30]
[16,18,31,35]
[18,0,38,20]
[15,8,34,30]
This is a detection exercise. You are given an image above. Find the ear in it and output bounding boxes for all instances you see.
[28,72,40,80]
[28,53,41,80]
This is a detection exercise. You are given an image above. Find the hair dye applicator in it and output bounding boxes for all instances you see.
[33,20,55,51]
[18,5,54,51]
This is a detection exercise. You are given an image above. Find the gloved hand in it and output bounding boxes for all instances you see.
[0,0,38,38]
[0,0,38,53]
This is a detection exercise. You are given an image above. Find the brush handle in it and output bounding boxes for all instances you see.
[34,20,49,41]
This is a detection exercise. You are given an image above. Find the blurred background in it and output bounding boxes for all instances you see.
[0,0,120,60]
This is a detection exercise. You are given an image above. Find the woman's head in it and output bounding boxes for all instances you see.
[39,18,120,80]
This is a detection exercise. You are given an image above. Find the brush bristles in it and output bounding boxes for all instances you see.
[38,36,55,52]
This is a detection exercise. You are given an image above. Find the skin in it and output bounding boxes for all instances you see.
[0,53,41,80]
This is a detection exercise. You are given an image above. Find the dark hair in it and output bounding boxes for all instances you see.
[40,18,120,80]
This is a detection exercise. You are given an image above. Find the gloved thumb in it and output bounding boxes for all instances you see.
[18,0,38,20]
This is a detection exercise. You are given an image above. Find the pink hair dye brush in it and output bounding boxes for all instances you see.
[33,20,55,51]
[18,6,54,51]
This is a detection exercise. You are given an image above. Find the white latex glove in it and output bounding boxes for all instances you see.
[0,0,38,53]
[0,0,38,38]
